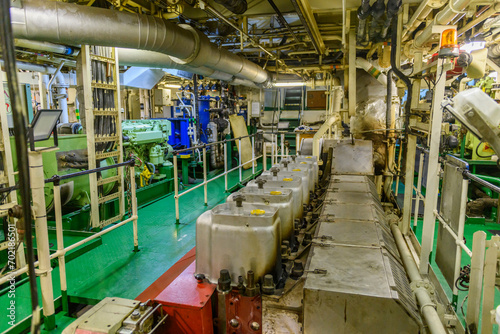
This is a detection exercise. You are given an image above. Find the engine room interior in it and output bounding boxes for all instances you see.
[2,0,500,333]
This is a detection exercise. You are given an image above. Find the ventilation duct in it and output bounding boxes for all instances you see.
[10,0,270,86]
[117,48,258,87]
[214,0,247,14]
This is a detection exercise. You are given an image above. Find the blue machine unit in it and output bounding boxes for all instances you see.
[198,96,211,143]
[168,118,191,149]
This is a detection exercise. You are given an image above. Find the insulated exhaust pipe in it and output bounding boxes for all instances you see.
[10,0,271,86]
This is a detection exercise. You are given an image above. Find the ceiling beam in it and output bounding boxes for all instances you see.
[289,0,326,55]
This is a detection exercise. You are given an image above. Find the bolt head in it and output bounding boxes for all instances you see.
[229,318,239,328]
[250,321,260,331]
[131,310,141,320]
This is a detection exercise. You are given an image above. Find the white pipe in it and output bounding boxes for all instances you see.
[312,113,339,159]
[0,60,56,74]
[356,58,387,86]
[55,71,68,123]
[15,38,79,56]
[414,0,472,48]
[28,151,55,320]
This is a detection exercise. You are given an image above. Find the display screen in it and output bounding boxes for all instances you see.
[31,109,62,142]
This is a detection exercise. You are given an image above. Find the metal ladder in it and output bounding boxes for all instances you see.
[0,70,25,266]
[78,46,125,229]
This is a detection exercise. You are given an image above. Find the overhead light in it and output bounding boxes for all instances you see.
[274,82,306,87]
[461,41,486,53]
[164,84,181,89]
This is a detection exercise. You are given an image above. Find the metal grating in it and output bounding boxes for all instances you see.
[387,253,422,324]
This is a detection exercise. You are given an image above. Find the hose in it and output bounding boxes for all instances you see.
[386,69,393,139]
[146,162,156,183]
[320,147,334,185]
[391,15,412,140]
[0,0,40,332]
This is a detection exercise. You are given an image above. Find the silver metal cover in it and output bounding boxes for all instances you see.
[331,140,374,175]
[314,220,400,261]
[303,245,420,334]
[196,202,281,284]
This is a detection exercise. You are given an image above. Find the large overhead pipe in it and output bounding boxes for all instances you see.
[117,48,258,87]
[214,0,247,14]
[10,0,271,86]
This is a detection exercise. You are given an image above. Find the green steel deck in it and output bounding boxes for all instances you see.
[0,164,262,333]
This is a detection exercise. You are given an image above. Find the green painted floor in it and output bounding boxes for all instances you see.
[3,169,500,333]
[0,164,262,333]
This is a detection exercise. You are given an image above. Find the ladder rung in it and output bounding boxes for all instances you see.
[98,192,120,204]
[94,110,119,116]
[96,151,120,159]
[91,82,117,90]
[95,136,119,143]
[97,175,121,186]
[90,54,116,64]
[99,215,121,227]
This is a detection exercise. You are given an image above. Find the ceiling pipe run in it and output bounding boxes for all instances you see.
[10,0,271,86]
[117,48,259,87]
[413,0,472,48]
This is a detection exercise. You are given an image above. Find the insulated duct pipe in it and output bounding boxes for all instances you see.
[413,0,472,48]
[214,0,247,15]
[10,0,271,86]
[117,48,258,87]
[356,57,387,86]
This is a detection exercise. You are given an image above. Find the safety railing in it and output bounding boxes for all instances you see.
[409,148,472,306]
[260,130,317,167]
[172,133,263,224]
[407,146,500,333]
[0,159,138,318]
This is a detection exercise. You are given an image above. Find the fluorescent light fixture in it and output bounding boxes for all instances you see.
[164,84,181,89]
[274,82,306,87]
[460,41,485,53]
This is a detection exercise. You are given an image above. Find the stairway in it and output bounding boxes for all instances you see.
[279,87,303,154]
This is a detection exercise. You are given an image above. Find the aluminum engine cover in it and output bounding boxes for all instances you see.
[247,177,304,218]
[227,187,294,242]
[196,202,281,285]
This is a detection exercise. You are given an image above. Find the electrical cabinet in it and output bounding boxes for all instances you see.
[154,89,171,106]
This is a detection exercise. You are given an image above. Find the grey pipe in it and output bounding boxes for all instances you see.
[117,48,258,87]
[390,223,447,334]
[10,0,271,85]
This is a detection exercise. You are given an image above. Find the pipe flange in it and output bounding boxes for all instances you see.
[170,24,201,66]
[410,280,437,300]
